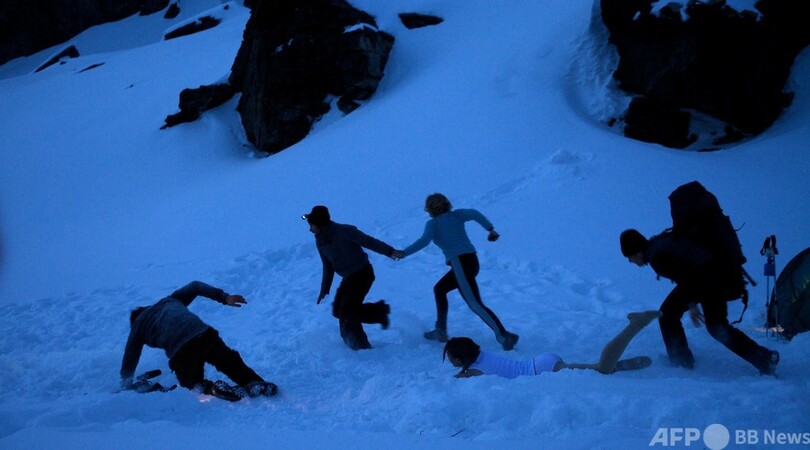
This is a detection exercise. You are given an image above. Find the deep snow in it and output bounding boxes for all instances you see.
[0,0,808,449]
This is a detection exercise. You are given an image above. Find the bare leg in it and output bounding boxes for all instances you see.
[555,310,661,373]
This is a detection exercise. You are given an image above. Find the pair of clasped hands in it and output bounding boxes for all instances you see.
[388,229,501,261]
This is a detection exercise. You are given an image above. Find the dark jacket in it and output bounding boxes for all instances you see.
[645,232,744,301]
[316,221,395,297]
[645,232,711,285]
[120,281,229,381]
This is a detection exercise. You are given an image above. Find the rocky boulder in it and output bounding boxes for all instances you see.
[399,13,444,29]
[0,0,171,66]
[226,0,394,154]
[34,45,80,73]
[601,0,810,149]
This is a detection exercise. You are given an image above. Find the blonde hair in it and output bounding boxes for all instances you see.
[425,193,452,217]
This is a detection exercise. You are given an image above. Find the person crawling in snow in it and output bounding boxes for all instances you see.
[120,281,277,399]
[442,310,661,378]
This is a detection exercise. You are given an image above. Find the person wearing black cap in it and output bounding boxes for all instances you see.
[620,229,779,375]
[303,205,398,350]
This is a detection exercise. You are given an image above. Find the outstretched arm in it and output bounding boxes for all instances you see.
[401,221,435,257]
[120,331,144,385]
[347,227,397,258]
[318,251,335,304]
[168,281,230,306]
[457,209,498,241]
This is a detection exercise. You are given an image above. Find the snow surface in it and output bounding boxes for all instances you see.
[0,0,808,448]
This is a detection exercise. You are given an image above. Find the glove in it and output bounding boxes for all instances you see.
[487,230,500,242]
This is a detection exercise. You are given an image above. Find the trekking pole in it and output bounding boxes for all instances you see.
[760,235,778,336]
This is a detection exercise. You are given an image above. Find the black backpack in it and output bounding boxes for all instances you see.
[668,181,755,322]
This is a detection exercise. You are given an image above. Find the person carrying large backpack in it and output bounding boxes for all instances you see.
[619,181,779,375]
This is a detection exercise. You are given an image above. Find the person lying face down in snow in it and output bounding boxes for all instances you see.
[442,310,661,378]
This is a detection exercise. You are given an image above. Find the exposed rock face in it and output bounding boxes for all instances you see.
[164,16,222,41]
[34,45,80,73]
[0,0,171,66]
[624,96,696,148]
[398,13,444,29]
[161,84,236,129]
[601,0,810,149]
[227,0,394,154]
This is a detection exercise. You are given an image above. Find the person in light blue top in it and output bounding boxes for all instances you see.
[394,193,519,350]
[443,310,662,379]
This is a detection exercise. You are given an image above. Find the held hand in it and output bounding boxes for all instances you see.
[487,230,500,242]
[224,295,247,307]
[390,250,404,260]
[689,305,704,328]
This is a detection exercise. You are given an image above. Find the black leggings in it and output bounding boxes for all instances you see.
[169,328,263,389]
[434,253,508,342]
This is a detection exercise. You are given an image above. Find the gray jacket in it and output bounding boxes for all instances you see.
[120,281,229,381]
[315,222,395,297]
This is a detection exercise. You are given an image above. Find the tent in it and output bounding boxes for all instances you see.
[767,247,810,340]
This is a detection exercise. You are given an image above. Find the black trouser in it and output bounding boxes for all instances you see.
[434,253,508,342]
[332,263,388,350]
[168,328,263,389]
[659,284,771,372]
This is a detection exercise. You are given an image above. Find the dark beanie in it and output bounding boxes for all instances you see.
[620,229,648,257]
[305,205,331,227]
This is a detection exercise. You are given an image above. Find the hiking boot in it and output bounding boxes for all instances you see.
[379,301,391,330]
[501,332,519,351]
[190,380,240,402]
[423,328,448,342]
[193,380,215,395]
[344,334,373,350]
[668,349,695,370]
[670,356,694,370]
[759,350,779,376]
[246,381,279,397]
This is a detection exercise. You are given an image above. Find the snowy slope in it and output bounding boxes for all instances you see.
[0,0,808,448]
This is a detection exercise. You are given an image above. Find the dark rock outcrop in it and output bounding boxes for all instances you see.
[226,0,394,154]
[0,0,171,66]
[34,45,80,73]
[399,13,444,29]
[164,16,222,41]
[161,84,236,129]
[602,0,810,148]
[624,96,696,148]
[162,0,394,155]
[164,2,181,19]
[141,0,170,16]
